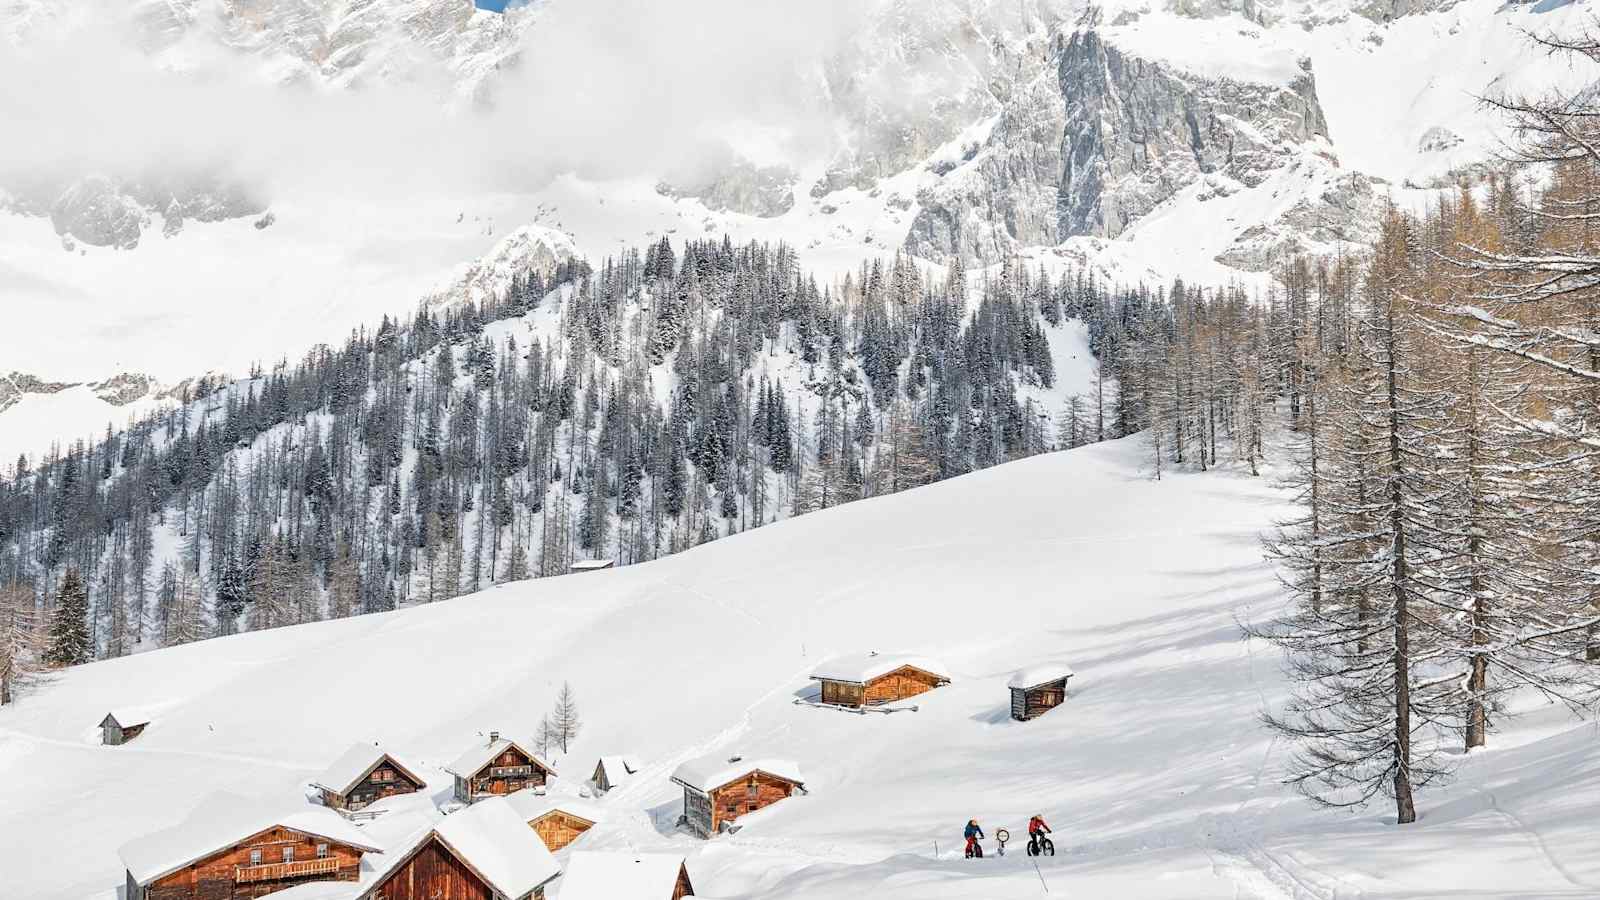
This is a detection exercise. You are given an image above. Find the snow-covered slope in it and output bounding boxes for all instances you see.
[4,433,1598,899]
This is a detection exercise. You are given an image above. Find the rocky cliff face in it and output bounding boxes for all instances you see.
[904,24,1341,266]
[1059,29,1328,240]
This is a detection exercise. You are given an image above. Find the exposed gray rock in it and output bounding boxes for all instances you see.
[659,159,797,219]
[1059,30,1328,240]
[906,27,1334,266]
[1418,125,1463,153]
[89,372,160,406]
[50,176,149,250]
[1214,170,1384,271]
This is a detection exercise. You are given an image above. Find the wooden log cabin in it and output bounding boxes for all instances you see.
[446,733,556,803]
[670,755,804,838]
[118,795,382,900]
[310,743,427,812]
[507,793,605,851]
[591,754,639,794]
[101,709,152,745]
[357,796,560,900]
[559,852,694,900]
[809,652,951,708]
[1007,662,1075,721]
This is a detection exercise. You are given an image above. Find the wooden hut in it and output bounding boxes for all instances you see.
[101,709,152,745]
[569,559,615,574]
[670,755,804,838]
[357,796,560,900]
[310,743,427,812]
[591,754,639,794]
[559,852,694,900]
[507,793,604,851]
[808,652,951,708]
[1007,662,1074,721]
[118,794,381,900]
[446,733,555,803]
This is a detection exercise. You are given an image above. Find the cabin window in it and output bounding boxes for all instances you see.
[316,843,329,859]
[250,849,262,866]
[747,783,760,800]
[282,847,294,863]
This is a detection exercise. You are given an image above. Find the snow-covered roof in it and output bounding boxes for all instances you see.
[100,708,152,728]
[432,797,560,898]
[444,736,554,779]
[119,793,382,886]
[596,754,639,777]
[669,754,803,795]
[558,852,687,900]
[310,742,426,796]
[505,790,605,827]
[808,652,951,685]
[570,559,615,570]
[1007,662,1076,690]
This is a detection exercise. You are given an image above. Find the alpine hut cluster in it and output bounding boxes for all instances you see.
[670,754,806,838]
[1008,662,1074,721]
[809,652,951,708]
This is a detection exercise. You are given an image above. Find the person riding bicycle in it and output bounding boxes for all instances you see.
[964,819,985,855]
[1028,813,1051,845]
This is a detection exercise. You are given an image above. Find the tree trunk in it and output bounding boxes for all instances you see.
[1385,305,1417,825]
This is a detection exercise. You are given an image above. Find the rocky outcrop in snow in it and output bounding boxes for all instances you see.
[1214,169,1384,271]
[658,159,798,219]
[44,174,266,249]
[50,177,150,250]
[1058,29,1329,241]
[423,224,577,310]
[905,26,1335,266]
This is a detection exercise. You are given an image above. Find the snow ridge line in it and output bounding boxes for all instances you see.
[0,726,315,772]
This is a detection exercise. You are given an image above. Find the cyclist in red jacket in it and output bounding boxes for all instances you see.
[1028,814,1051,845]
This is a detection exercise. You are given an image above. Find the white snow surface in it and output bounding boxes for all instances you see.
[807,652,951,685]
[1005,661,1075,690]
[102,707,153,729]
[117,792,380,885]
[4,434,1600,898]
[669,754,805,796]
[556,852,686,900]
[309,743,424,796]
[429,796,561,898]
[444,736,553,779]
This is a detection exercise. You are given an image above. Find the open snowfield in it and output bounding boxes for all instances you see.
[3,430,1598,899]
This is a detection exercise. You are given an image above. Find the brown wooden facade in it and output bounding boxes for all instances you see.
[129,826,367,900]
[667,862,695,900]
[454,745,552,803]
[321,756,426,811]
[361,834,548,900]
[681,770,802,838]
[102,713,149,746]
[529,809,595,852]
[818,665,948,708]
[1010,677,1069,721]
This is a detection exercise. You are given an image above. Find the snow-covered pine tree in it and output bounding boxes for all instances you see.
[45,567,92,667]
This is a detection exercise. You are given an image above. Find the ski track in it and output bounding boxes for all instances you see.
[1476,787,1596,893]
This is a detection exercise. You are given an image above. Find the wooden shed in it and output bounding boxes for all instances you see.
[446,733,556,803]
[809,652,951,708]
[118,794,382,900]
[1007,662,1075,721]
[670,755,804,838]
[358,797,560,900]
[569,559,615,574]
[101,709,152,745]
[310,743,427,812]
[560,852,694,900]
[591,754,639,794]
[507,793,605,852]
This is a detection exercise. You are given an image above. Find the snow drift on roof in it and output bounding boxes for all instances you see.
[569,559,615,570]
[808,652,950,684]
[432,797,560,898]
[1007,662,1076,690]
[504,790,605,827]
[559,852,687,900]
[670,754,803,794]
[444,736,554,779]
[101,708,153,728]
[310,743,425,795]
[596,754,639,778]
[118,792,381,885]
